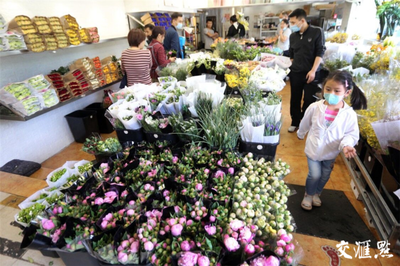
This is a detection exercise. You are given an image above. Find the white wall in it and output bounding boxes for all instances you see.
[345,0,378,40]
[0,0,131,166]
[124,0,197,13]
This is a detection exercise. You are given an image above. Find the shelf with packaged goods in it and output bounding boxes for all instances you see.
[0,37,126,58]
[197,0,335,9]
[261,29,278,33]
[0,80,120,121]
[341,150,400,254]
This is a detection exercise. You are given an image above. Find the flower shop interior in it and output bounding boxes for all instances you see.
[0,0,399,265]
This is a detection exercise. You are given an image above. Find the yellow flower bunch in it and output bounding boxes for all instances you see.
[225,73,239,88]
[238,77,248,88]
[239,67,250,78]
[356,89,386,150]
[326,32,348,43]
[370,52,390,72]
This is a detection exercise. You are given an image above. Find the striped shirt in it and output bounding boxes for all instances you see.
[121,49,152,86]
[325,108,339,127]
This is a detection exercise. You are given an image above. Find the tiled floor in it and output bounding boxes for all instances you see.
[0,82,399,266]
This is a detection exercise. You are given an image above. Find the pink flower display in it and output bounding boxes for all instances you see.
[244,244,255,256]
[265,256,280,266]
[42,219,55,230]
[230,220,245,231]
[205,225,216,236]
[239,226,253,243]
[180,240,191,251]
[94,197,104,205]
[118,252,128,263]
[197,255,210,266]
[171,224,183,236]
[275,246,284,256]
[144,241,154,251]
[177,252,198,266]
[195,183,203,191]
[276,239,286,247]
[228,167,235,175]
[130,241,139,253]
[224,237,240,252]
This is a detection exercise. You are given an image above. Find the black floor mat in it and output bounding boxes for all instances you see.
[286,184,377,247]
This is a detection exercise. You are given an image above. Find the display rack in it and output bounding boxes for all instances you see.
[341,144,400,255]
[0,37,126,58]
[258,16,279,39]
[0,80,120,121]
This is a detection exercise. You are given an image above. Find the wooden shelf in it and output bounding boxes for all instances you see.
[0,80,120,121]
[0,37,126,58]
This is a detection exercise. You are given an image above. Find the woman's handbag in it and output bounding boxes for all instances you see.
[148,43,163,77]
[119,74,127,89]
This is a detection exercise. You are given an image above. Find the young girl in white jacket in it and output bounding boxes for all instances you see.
[297,70,367,210]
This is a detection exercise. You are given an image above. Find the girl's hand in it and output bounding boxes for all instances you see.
[343,146,356,159]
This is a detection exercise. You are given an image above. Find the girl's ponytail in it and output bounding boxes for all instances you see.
[350,81,367,110]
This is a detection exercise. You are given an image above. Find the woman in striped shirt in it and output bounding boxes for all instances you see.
[121,29,152,86]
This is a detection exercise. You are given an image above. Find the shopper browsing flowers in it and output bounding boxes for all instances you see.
[148,26,176,80]
[297,70,367,210]
[121,29,152,86]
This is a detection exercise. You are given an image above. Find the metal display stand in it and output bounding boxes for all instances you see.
[258,16,279,39]
[341,146,400,255]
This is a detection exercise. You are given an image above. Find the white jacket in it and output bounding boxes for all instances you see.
[297,100,359,161]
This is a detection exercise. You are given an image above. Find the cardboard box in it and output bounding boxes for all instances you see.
[350,179,362,200]
[303,5,311,15]
[143,17,154,26]
[141,13,151,22]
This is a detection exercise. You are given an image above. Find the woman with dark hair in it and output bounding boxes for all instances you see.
[148,26,176,80]
[121,29,152,86]
[226,15,245,38]
[276,19,291,56]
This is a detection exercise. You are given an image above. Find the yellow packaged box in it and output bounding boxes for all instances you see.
[65,29,81,46]
[54,32,69,48]
[79,28,93,43]
[43,34,58,50]
[48,17,64,33]
[26,43,46,53]
[32,16,52,34]
[60,14,79,31]
[8,15,37,35]
[23,33,43,44]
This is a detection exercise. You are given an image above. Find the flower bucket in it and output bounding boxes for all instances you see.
[239,140,279,162]
[116,128,145,143]
[57,249,100,266]
[95,153,113,163]
[144,132,178,145]
[20,225,53,251]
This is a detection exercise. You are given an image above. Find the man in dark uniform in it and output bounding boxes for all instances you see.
[287,8,325,132]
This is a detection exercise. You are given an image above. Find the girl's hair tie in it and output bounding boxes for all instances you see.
[345,80,348,88]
